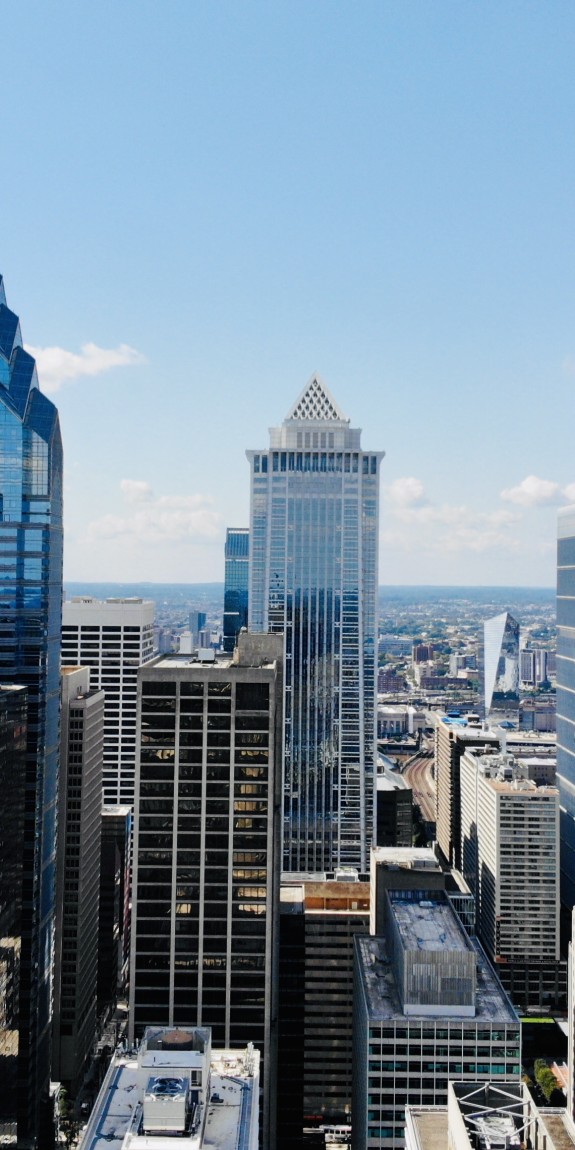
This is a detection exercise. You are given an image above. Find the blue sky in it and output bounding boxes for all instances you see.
[2,1,574,585]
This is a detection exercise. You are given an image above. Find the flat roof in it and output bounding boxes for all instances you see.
[79,1047,258,1150]
[149,655,276,672]
[389,894,472,954]
[371,846,440,870]
[356,935,518,1025]
[405,1108,449,1150]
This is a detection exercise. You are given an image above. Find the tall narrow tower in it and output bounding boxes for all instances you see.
[0,275,63,1145]
[247,374,383,872]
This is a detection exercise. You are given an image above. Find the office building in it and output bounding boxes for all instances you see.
[520,647,549,687]
[353,892,521,1150]
[460,745,560,964]
[369,847,445,936]
[519,698,556,732]
[434,713,497,871]
[223,528,249,653]
[411,643,433,666]
[557,506,575,905]
[375,768,413,848]
[482,611,520,717]
[61,596,156,807]
[0,685,27,1144]
[97,805,132,1013]
[78,1027,259,1150]
[0,276,63,1146]
[53,668,104,1095]
[189,610,207,647]
[129,632,283,1147]
[460,744,563,1009]
[247,374,383,872]
[277,875,370,1144]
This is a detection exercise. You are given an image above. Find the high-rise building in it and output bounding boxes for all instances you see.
[97,805,132,1013]
[0,276,63,1145]
[375,768,413,848]
[434,713,498,870]
[482,611,520,717]
[53,668,104,1095]
[223,528,249,653]
[557,506,575,905]
[0,685,28,1144]
[61,597,156,807]
[189,610,207,647]
[459,744,564,1009]
[277,874,370,1143]
[129,631,283,1148]
[247,374,383,872]
[460,745,560,966]
[353,892,521,1150]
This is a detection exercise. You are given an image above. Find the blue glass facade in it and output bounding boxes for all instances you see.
[248,376,383,872]
[223,527,249,654]
[557,507,575,906]
[0,276,63,1145]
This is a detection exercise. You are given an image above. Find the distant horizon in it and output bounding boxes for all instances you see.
[64,580,555,592]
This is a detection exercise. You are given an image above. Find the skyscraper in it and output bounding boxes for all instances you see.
[0,685,28,1143]
[247,375,383,872]
[223,527,249,653]
[129,631,283,1148]
[0,275,63,1145]
[61,596,156,806]
[557,506,575,904]
[482,610,520,717]
[53,668,104,1095]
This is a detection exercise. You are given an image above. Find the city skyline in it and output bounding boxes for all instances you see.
[2,4,575,587]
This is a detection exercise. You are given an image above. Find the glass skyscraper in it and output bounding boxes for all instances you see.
[247,375,383,872]
[557,506,575,905]
[0,276,63,1145]
[482,610,520,717]
[223,527,249,653]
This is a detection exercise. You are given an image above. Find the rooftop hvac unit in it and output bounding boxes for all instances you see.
[143,1076,188,1133]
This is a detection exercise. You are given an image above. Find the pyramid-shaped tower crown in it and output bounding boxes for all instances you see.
[285,374,349,424]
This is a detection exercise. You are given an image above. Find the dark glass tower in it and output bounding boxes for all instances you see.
[247,375,383,873]
[557,507,575,905]
[223,527,249,653]
[0,276,63,1146]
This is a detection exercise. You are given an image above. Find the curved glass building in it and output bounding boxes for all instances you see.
[0,276,63,1146]
[247,376,383,873]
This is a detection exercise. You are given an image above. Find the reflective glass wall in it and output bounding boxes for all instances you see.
[248,378,383,872]
[0,278,63,1145]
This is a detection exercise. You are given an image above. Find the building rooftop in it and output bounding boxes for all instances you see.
[371,847,440,872]
[79,1032,259,1150]
[377,763,411,792]
[389,893,473,955]
[356,934,518,1024]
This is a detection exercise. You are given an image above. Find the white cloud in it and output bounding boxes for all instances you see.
[120,479,154,503]
[25,341,146,393]
[86,482,222,546]
[500,475,561,507]
[562,484,575,503]
[386,476,427,507]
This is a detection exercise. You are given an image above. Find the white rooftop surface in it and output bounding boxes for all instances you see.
[371,846,440,870]
[79,1049,258,1150]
